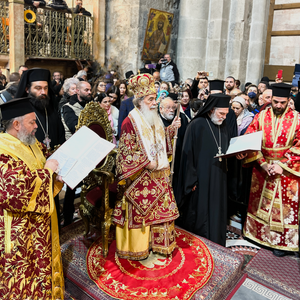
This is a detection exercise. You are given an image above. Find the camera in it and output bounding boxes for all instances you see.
[160,59,168,64]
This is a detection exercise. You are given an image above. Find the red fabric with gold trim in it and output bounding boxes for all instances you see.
[0,154,53,299]
[244,106,300,251]
[113,115,178,228]
[114,177,179,229]
[125,170,165,215]
[86,228,214,300]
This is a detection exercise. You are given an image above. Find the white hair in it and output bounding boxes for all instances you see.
[63,77,80,93]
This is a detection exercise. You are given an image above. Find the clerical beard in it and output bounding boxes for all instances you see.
[210,110,224,125]
[140,101,161,127]
[17,125,36,145]
[28,91,50,111]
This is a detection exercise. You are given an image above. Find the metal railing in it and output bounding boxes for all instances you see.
[24,5,93,60]
[0,0,9,55]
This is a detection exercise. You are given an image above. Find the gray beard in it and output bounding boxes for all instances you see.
[210,111,223,125]
[140,101,161,127]
[17,126,36,145]
[162,112,175,121]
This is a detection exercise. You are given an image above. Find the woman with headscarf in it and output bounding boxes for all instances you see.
[231,96,254,136]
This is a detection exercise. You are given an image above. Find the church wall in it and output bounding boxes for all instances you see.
[105,0,180,77]
[177,0,270,86]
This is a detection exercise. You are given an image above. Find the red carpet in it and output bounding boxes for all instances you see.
[87,228,214,300]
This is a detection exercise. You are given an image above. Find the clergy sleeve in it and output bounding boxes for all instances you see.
[165,125,176,155]
[244,112,266,166]
[116,117,150,181]
[0,154,53,214]
[178,123,198,201]
[278,126,300,177]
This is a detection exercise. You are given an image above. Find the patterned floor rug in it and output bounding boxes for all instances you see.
[60,221,244,300]
[227,274,292,300]
[226,224,260,268]
[244,248,300,300]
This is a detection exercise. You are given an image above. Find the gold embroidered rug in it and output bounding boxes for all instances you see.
[86,228,214,300]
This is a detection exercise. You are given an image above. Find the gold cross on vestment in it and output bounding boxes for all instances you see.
[265,120,272,128]
[285,116,294,124]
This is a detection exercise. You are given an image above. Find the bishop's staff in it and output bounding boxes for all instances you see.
[170,89,184,185]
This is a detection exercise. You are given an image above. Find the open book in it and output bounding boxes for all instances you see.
[214,131,263,159]
[48,126,116,189]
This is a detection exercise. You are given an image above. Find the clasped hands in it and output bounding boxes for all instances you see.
[262,163,283,176]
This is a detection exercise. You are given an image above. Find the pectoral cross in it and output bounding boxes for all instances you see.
[43,135,51,149]
[216,147,223,162]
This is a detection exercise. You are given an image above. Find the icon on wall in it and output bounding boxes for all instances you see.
[142,8,174,62]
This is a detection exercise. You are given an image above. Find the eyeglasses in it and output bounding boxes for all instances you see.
[164,106,177,111]
[99,84,106,87]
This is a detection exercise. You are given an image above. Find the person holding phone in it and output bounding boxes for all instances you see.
[156,53,180,85]
[275,70,283,83]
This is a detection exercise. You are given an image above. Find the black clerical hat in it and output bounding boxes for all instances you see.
[168,93,178,101]
[214,93,231,108]
[15,68,53,99]
[261,76,270,83]
[271,83,292,98]
[0,97,34,120]
[295,93,300,113]
[125,71,134,79]
[26,68,50,83]
[209,80,224,92]
[193,93,230,121]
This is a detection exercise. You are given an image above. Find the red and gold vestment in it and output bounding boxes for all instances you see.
[244,106,300,251]
[113,108,179,260]
[0,133,64,299]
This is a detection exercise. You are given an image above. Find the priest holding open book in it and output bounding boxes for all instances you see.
[243,83,300,257]
[0,98,64,299]
[177,93,231,247]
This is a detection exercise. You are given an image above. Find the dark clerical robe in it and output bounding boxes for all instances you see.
[33,104,66,150]
[159,111,189,203]
[0,133,64,299]
[178,115,229,246]
[243,107,300,251]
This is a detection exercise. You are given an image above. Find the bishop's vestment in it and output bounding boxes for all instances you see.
[113,108,179,260]
[244,107,300,251]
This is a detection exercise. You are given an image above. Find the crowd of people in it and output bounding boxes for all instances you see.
[0,51,300,298]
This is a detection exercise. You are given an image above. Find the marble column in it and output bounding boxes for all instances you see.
[93,0,105,65]
[245,0,270,85]
[224,0,249,84]
[176,0,210,81]
[205,0,230,80]
[9,0,25,72]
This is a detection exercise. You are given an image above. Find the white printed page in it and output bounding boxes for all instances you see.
[48,126,116,189]
[215,131,263,159]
